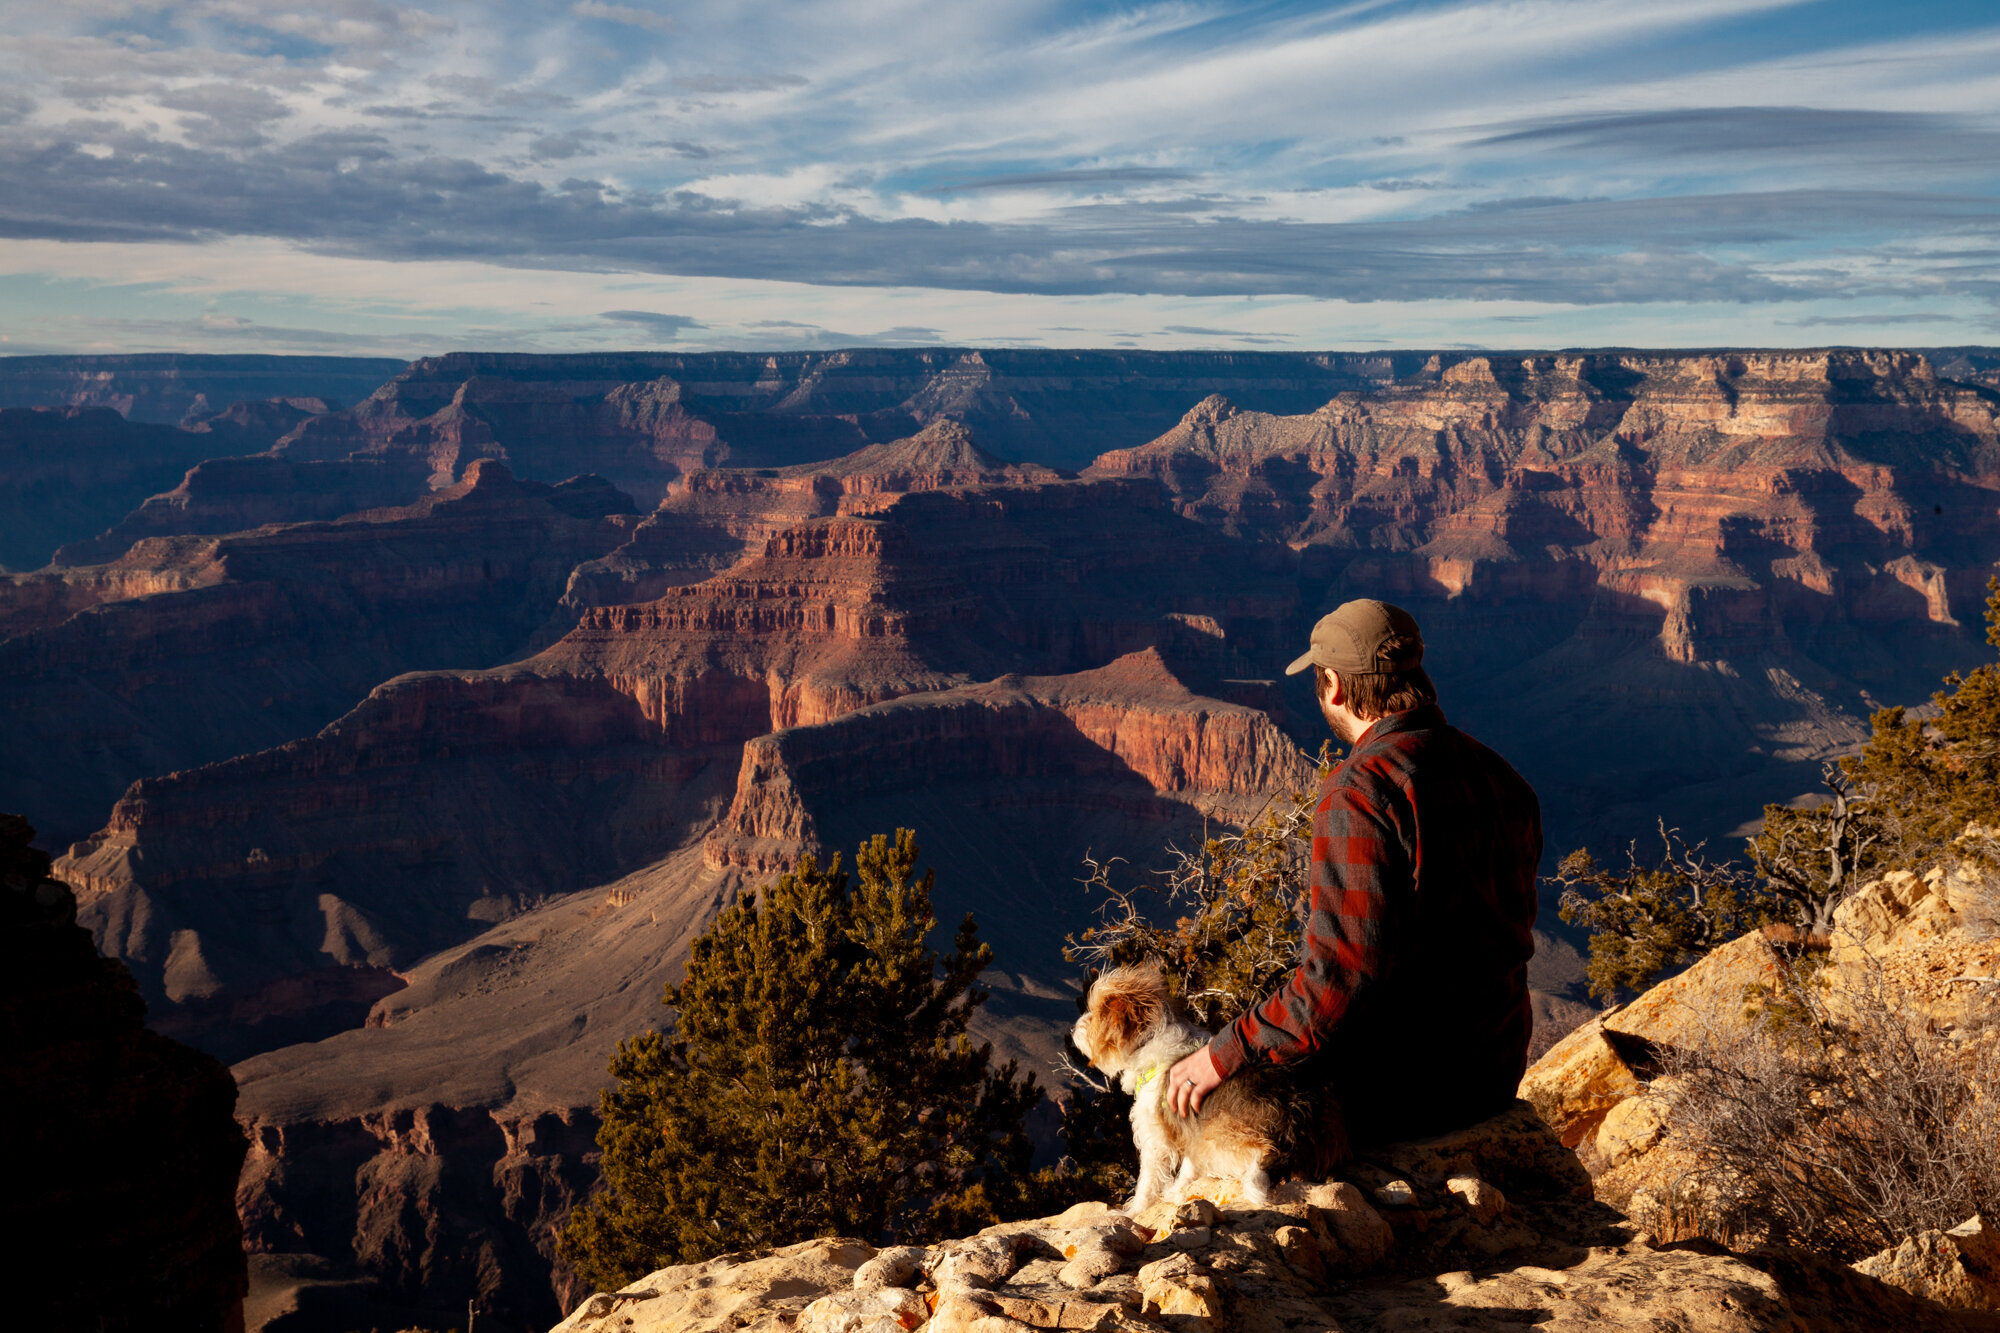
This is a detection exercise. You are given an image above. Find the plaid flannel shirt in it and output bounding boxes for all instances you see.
[1207,704,1541,1107]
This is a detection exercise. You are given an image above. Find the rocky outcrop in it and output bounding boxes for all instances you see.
[1089,353,2000,659]
[1085,353,2000,859]
[559,421,1068,616]
[0,405,236,570]
[5,461,638,851]
[1853,1216,2000,1311]
[0,352,403,424]
[547,1102,1992,1333]
[53,453,433,566]
[1521,831,2000,1324]
[1523,839,2000,1175]
[4,812,249,1330]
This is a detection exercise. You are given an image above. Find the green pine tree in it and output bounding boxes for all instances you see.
[1840,575,2000,869]
[560,830,1043,1290]
[1556,577,2000,997]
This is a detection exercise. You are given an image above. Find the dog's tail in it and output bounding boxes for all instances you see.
[1262,1071,1350,1180]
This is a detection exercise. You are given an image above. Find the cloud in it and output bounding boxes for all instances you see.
[1465,107,2000,172]
[640,139,712,159]
[928,168,1196,195]
[600,309,703,337]
[1162,324,1291,344]
[1778,311,1959,328]
[531,133,596,161]
[5,118,1994,306]
[570,1,674,33]
[671,73,807,95]
[2,0,2000,346]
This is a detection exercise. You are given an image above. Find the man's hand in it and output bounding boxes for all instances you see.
[1167,1047,1224,1118]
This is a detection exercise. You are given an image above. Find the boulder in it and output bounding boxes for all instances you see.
[1136,1253,1225,1321]
[798,1285,931,1333]
[550,1237,876,1333]
[1518,1023,1645,1147]
[1301,1181,1394,1270]
[856,1247,930,1290]
[1853,1216,2000,1311]
[1594,1092,1668,1168]
[1445,1174,1507,1226]
[1833,869,1964,955]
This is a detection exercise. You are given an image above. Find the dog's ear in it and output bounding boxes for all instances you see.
[1100,993,1141,1046]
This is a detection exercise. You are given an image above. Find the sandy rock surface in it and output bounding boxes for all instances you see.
[547,1102,1995,1333]
[1854,1216,2000,1311]
[1516,840,2000,1330]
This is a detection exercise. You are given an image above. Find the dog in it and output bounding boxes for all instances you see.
[1071,961,1291,1214]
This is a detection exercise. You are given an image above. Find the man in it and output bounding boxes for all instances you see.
[1167,599,1541,1152]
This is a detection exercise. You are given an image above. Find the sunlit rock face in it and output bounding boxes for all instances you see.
[1092,352,2000,659]
[10,347,2000,1327]
[3,461,639,852]
[1093,351,2000,855]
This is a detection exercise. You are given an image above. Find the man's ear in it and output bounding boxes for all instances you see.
[1318,668,1343,707]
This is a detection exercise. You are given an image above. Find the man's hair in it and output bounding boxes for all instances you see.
[1315,634,1436,720]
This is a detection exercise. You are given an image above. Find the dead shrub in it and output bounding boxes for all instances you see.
[1069,768,1320,1029]
[1651,951,2000,1261]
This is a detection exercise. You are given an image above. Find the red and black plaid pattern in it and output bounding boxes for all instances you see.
[1207,704,1541,1129]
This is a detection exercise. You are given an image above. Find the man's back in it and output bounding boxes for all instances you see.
[1205,702,1542,1144]
[1319,703,1542,1140]
[1180,599,1544,1151]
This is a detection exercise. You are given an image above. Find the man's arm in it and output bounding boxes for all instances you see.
[1208,781,1402,1076]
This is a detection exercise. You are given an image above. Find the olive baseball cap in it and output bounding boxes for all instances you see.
[1284,599,1424,676]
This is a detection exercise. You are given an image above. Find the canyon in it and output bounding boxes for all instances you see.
[3,347,1997,1329]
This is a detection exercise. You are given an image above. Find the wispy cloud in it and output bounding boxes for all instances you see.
[0,0,1997,350]
[600,309,703,337]
[571,1,674,33]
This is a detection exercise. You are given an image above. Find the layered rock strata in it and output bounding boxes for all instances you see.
[218,650,1304,1328]
[1090,352,2000,855]
[6,460,638,852]
[558,421,1067,615]
[4,813,249,1331]
[53,453,433,567]
[269,349,1419,493]
[1089,353,2000,657]
[0,352,403,424]
[57,480,1292,1052]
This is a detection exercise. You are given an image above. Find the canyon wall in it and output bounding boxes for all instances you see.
[1090,350,2000,853]
[2,461,639,849]
[0,406,242,571]
[58,473,1298,1059]
[267,349,1423,491]
[0,353,406,424]
[5,347,1998,1328]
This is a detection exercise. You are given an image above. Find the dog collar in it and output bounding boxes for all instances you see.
[1134,1065,1164,1092]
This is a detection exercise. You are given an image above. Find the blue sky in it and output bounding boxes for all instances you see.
[2,0,1998,355]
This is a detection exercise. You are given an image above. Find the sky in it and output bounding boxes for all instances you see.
[1,0,1998,356]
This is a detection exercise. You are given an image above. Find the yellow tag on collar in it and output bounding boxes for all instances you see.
[1135,1066,1163,1091]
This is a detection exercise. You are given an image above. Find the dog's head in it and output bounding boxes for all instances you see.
[1071,962,1170,1073]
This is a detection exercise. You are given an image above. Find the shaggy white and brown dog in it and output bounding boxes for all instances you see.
[1071,962,1290,1214]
